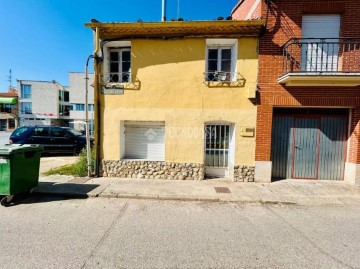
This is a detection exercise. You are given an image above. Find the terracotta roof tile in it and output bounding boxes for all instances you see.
[0,92,18,97]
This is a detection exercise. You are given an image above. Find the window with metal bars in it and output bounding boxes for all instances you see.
[205,125,230,167]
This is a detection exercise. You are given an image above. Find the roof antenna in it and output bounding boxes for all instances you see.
[162,0,167,21]
[177,0,180,19]
[7,69,12,88]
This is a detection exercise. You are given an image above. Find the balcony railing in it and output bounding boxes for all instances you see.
[281,38,360,75]
[204,71,239,82]
[101,72,131,84]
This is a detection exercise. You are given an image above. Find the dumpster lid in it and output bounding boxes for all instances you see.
[0,144,44,155]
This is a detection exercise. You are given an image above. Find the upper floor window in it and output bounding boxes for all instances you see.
[21,84,32,99]
[59,105,71,116]
[301,15,341,72]
[59,90,70,102]
[207,47,232,81]
[103,41,131,84]
[74,104,85,111]
[21,102,32,114]
[109,48,131,83]
[205,39,237,82]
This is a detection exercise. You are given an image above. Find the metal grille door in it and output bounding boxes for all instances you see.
[205,125,229,167]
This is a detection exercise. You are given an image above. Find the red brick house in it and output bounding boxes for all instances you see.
[232,0,360,184]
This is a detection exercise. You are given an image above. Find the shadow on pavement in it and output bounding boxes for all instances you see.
[1,193,86,207]
[36,181,99,196]
[1,182,100,207]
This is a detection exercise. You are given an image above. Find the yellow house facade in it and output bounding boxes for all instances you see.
[86,20,263,181]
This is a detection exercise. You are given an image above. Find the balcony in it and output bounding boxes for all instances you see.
[278,38,360,87]
[203,71,245,87]
[100,72,140,90]
[102,72,131,83]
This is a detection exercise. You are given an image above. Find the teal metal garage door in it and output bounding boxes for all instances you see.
[271,115,347,180]
[293,118,319,179]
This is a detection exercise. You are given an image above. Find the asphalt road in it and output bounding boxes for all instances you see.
[0,196,359,269]
[0,131,11,145]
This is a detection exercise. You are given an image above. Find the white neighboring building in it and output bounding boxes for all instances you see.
[17,73,94,131]
[17,80,71,126]
[68,72,94,134]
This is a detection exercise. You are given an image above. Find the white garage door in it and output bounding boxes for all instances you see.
[124,122,165,161]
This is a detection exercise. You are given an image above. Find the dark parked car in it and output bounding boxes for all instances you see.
[9,126,93,155]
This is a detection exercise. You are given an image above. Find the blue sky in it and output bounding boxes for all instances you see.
[0,0,238,91]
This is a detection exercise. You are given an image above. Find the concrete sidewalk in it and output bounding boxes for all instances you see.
[34,175,360,206]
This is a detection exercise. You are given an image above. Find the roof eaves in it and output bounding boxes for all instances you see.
[85,20,265,38]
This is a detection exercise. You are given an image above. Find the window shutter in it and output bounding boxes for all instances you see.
[301,15,341,71]
[302,15,341,39]
[125,123,165,160]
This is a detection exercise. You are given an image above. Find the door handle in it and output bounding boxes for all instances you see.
[295,145,301,150]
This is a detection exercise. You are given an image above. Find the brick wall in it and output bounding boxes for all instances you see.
[233,0,360,165]
[349,108,360,164]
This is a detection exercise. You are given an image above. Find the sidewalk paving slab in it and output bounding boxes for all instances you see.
[33,175,360,206]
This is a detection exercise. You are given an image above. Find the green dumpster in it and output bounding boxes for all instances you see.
[0,144,43,206]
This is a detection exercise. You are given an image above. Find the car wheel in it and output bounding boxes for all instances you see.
[1,195,14,207]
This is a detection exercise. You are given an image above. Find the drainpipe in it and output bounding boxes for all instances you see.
[93,27,101,177]
[85,27,100,178]
[85,58,91,178]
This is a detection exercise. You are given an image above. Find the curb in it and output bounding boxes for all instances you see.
[34,189,298,205]
[97,192,220,202]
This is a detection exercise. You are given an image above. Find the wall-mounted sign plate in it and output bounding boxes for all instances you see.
[101,86,124,95]
[241,126,255,137]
